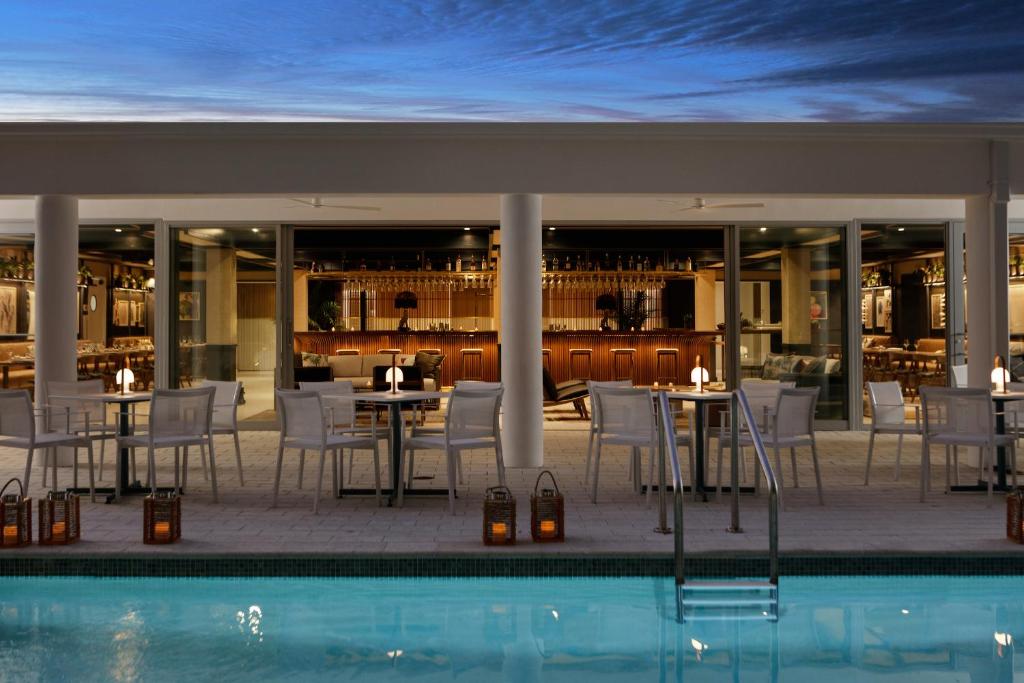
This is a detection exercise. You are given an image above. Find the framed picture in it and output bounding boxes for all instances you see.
[113,300,130,327]
[810,291,828,321]
[1010,284,1024,334]
[130,301,144,327]
[861,291,875,329]
[879,290,893,333]
[0,285,17,335]
[929,291,946,330]
[178,291,200,321]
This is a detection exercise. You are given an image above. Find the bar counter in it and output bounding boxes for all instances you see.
[294,330,721,388]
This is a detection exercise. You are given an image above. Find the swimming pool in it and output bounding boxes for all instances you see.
[0,575,1021,681]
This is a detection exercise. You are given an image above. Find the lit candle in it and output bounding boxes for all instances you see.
[3,524,18,544]
[154,521,171,540]
[539,520,556,537]
[490,522,507,538]
[51,521,66,540]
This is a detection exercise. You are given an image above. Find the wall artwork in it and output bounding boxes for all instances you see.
[0,286,16,335]
[861,291,875,329]
[178,291,200,321]
[810,291,828,321]
[113,300,130,327]
[877,290,893,333]
[26,288,35,337]
[929,291,946,330]
[130,300,144,327]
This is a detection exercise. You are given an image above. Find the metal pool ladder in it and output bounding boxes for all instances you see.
[658,389,779,623]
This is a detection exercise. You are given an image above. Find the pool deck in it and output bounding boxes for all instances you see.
[2,411,1022,566]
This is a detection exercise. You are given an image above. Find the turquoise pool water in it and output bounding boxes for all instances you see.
[0,575,1022,681]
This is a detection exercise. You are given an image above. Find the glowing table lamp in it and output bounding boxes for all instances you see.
[992,355,1010,393]
[690,354,709,393]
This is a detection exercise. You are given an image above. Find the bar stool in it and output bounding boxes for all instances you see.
[460,348,484,381]
[335,349,360,356]
[541,348,552,374]
[656,348,679,385]
[378,348,402,355]
[568,348,593,380]
[610,348,636,383]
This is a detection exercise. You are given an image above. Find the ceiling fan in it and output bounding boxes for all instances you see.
[659,197,765,212]
[286,197,382,211]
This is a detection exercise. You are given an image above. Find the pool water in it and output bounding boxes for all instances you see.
[0,575,1022,681]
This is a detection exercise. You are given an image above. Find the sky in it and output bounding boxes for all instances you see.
[0,0,1021,122]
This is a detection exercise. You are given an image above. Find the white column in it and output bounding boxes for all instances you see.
[34,195,79,405]
[500,194,543,468]
[965,144,1010,387]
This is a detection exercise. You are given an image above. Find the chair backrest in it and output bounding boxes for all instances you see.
[276,389,327,441]
[920,386,994,439]
[867,381,906,426]
[199,379,241,406]
[446,386,503,442]
[1007,382,1024,415]
[773,387,819,439]
[586,380,633,429]
[951,364,969,388]
[454,380,502,390]
[0,389,34,439]
[739,379,795,428]
[149,387,215,438]
[46,379,106,431]
[299,381,357,428]
[594,386,655,439]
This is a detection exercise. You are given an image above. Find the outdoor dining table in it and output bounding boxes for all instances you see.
[342,389,444,505]
[951,390,1024,493]
[50,390,154,503]
[662,389,732,502]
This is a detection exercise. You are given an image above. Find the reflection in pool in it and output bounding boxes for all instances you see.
[0,576,1020,681]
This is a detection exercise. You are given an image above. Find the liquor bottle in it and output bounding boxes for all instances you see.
[425,257,433,271]
[564,254,572,271]
[642,256,650,272]
[389,258,396,271]
[446,257,452,272]
[577,254,584,272]
[616,255,623,272]
[359,259,367,271]
[455,254,462,272]
[541,253,547,272]
[470,255,477,271]
[684,257,693,272]
[627,255,634,271]
[552,255,559,271]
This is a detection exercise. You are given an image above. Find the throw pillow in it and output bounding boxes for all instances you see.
[414,351,445,378]
[301,352,328,368]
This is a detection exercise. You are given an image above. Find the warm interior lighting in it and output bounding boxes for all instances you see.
[759,226,767,233]
[385,366,404,392]
[115,365,135,393]
[690,354,709,392]
[548,226,556,231]
[993,355,1010,393]
[463,227,471,231]
[251,227,260,233]
[114,227,123,233]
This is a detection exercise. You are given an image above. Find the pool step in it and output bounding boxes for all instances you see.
[679,581,779,622]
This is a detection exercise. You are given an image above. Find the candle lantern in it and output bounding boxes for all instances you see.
[992,355,1011,393]
[38,491,80,545]
[1008,490,1024,544]
[0,478,31,548]
[143,491,181,544]
[690,354,709,393]
[483,486,516,545]
[530,470,565,543]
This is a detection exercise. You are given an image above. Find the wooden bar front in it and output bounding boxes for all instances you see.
[295,330,720,388]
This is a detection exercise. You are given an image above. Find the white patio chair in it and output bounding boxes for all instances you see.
[951,364,969,388]
[1004,381,1024,442]
[590,386,657,504]
[299,380,383,485]
[273,389,382,513]
[399,385,504,514]
[864,381,922,484]
[920,386,1017,504]
[199,380,245,486]
[738,386,824,505]
[584,380,633,486]
[46,379,117,483]
[118,387,217,501]
[0,389,96,501]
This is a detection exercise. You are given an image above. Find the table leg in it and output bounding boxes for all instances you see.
[694,405,707,502]
[2,365,8,389]
[389,402,403,502]
[997,408,1009,489]
[118,402,132,494]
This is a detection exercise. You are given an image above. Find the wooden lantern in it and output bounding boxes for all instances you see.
[1008,491,1024,543]
[143,491,181,544]
[530,470,565,543]
[38,491,80,545]
[483,486,516,545]
[0,478,31,548]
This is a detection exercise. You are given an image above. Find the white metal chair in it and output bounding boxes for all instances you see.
[299,380,384,485]
[738,386,823,505]
[590,386,658,504]
[864,381,922,484]
[400,385,504,514]
[200,380,245,486]
[584,380,634,486]
[46,379,117,483]
[951,364,969,388]
[274,389,382,513]
[1004,381,1024,442]
[920,386,1017,504]
[118,387,217,501]
[0,389,96,501]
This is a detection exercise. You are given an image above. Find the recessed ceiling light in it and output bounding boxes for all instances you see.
[463,227,471,231]
[251,228,260,233]
[548,227,556,231]
[114,228,123,233]
[759,226,767,233]
[897,227,906,232]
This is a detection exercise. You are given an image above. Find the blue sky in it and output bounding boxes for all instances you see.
[0,0,1020,121]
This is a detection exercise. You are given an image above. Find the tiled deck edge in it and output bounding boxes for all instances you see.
[2,552,1024,577]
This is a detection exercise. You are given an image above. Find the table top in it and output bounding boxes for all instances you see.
[50,391,152,404]
[662,389,732,401]
[358,390,444,403]
[992,391,1024,402]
